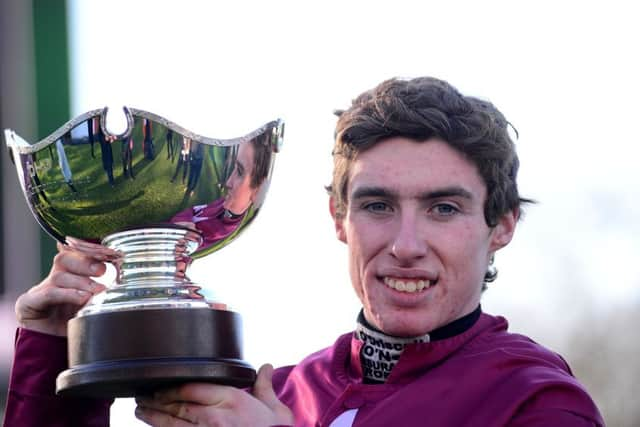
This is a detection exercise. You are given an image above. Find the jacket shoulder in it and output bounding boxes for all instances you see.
[272,332,352,398]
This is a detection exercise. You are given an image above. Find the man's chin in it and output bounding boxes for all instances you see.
[372,313,435,337]
[222,201,237,214]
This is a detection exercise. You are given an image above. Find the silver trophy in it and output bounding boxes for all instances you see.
[4,107,283,397]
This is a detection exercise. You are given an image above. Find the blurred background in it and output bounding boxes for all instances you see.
[1,1,638,425]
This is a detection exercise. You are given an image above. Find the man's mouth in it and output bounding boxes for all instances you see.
[383,277,435,293]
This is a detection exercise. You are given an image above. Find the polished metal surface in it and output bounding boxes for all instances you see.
[4,107,283,314]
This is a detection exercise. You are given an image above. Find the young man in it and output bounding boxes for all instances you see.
[4,77,604,426]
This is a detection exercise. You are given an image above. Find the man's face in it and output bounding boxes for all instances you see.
[331,137,516,337]
[224,142,257,215]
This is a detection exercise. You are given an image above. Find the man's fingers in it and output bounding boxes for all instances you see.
[135,375,294,427]
[65,236,121,261]
[18,285,93,313]
[14,239,113,336]
[151,383,231,406]
[47,270,105,293]
[52,249,108,279]
[253,364,279,408]
[136,400,201,423]
[17,268,106,319]
[135,404,196,426]
[254,364,294,422]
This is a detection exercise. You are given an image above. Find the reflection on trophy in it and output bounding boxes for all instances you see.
[3,107,283,397]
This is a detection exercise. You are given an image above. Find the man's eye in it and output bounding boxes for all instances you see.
[364,202,391,213]
[432,204,459,216]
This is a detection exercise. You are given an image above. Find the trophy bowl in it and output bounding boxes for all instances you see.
[4,107,283,397]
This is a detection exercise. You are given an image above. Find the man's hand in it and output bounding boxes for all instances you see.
[174,221,197,231]
[15,238,117,336]
[135,364,294,426]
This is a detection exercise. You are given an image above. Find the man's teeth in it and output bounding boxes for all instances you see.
[383,277,432,293]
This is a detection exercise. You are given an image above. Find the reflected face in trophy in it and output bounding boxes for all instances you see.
[223,142,258,215]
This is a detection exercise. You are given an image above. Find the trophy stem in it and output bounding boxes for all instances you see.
[78,227,214,316]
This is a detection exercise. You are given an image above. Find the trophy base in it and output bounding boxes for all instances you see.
[56,307,256,398]
[56,357,256,398]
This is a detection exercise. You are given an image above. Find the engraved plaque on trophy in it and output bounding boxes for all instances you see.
[4,107,283,397]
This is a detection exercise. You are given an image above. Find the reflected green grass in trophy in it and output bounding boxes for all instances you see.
[37,137,224,240]
[27,116,240,255]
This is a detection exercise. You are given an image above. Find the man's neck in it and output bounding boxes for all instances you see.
[355,306,481,384]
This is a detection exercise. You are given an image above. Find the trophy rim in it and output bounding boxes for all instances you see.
[4,107,283,154]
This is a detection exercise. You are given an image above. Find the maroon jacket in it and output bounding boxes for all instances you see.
[4,329,112,426]
[3,313,604,426]
[273,313,604,426]
[170,198,244,249]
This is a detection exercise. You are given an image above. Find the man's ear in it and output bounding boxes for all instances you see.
[329,196,347,243]
[489,208,518,252]
[250,184,262,205]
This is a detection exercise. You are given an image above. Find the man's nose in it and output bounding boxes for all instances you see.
[226,171,237,190]
[390,213,428,262]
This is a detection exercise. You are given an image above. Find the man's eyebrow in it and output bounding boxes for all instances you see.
[351,186,396,200]
[350,186,475,202]
[420,187,474,201]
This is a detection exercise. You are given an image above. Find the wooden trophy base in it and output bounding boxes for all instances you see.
[56,308,256,398]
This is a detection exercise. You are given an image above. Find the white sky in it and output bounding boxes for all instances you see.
[68,1,640,424]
